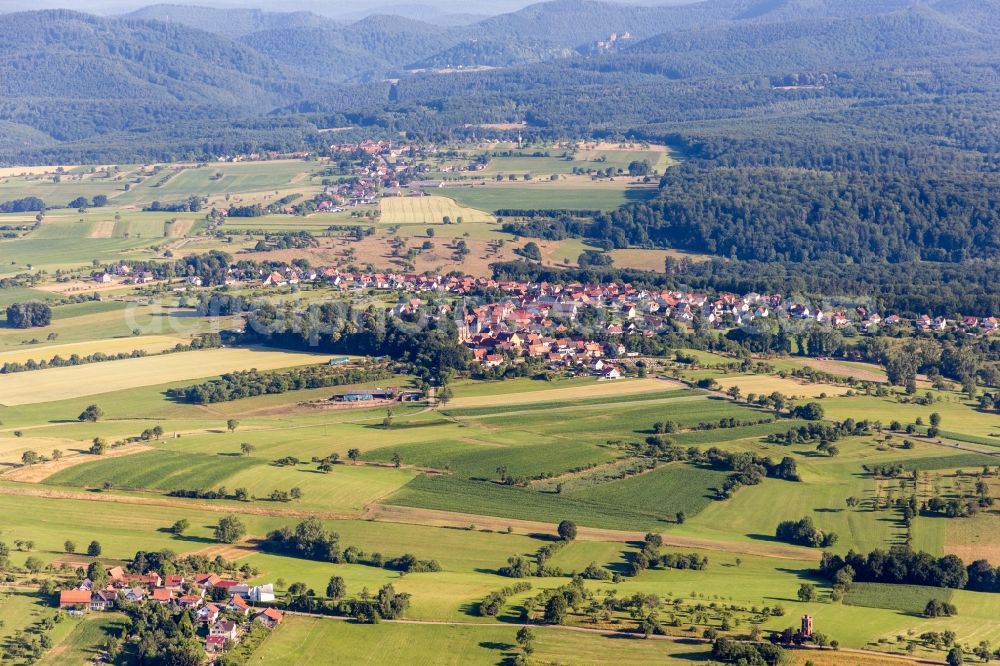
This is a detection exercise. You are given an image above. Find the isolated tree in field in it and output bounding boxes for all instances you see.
[797,583,817,602]
[544,594,568,624]
[947,647,963,666]
[214,515,246,544]
[516,626,536,654]
[520,242,542,261]
[327,575,346,601]
[348,448,361,464]
[226,419,239,433]
[64,540,76,554]
[78,404,104,422]
[437,386,453,407]
[930,412,942,427]
[557,520,577,541]
[391,452,402,468]
[87,540,102,557]
[51,449,63,461]
[240,442,255,456]
[383,409,393,429]
[152,425,164,440]
[171,519,189,535]
[676,511,686,524]
[90,438,107,455]
[20,450,39,466]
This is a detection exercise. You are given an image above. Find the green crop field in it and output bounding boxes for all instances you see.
[1,149,999,666]
[566,464,727,520]
[441,183,657,212]
[845,583,953,614]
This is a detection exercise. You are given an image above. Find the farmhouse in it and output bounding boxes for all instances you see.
[58,589,92,609]
[254,607,284,629]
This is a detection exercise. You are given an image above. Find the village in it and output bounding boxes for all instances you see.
[57,568,282,657]
[83,262,1000,379]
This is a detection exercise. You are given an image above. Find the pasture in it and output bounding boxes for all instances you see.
[253,617,708,665]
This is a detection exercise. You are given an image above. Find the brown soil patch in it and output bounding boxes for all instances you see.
[87,220,116,238]
[793,358,888,383]
[186,541,260,561]
[609,248,711,272]
[253,235,520,279]
[366,504,820,560]
[166,218,194,238]
[1,444,154,483]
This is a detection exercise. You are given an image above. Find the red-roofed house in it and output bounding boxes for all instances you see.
[59,589,92,609]
[254,607,283,629]
[150,589,174,604]
[198,603,221,624]
[228,595,250,616]
[205,635,227,654]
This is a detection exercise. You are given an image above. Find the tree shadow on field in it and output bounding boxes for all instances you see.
[162,532,216,546]
[460,601,481,617]
[746,533,785,543]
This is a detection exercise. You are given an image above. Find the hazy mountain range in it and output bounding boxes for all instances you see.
[0,0,997,162]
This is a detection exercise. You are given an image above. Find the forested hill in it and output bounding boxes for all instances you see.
[0,10,329,147]
[244,15,455,82]
[0,0,999,166]
[124,4,334,38]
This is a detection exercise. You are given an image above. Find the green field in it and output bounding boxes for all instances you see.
[253,617,708,665]
[441,183,657,212]
[845,583,954,614]
[2,172,1000,666]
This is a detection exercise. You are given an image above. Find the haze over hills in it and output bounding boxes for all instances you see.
[0,0,997,163]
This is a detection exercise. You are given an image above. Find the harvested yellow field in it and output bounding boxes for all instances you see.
[87,220,115,238]
[718,374,850,399]
[0,165,67,177]
[448,377,684,408]
[165,218,194,237]
[0,347,332,406]
[379,195,493,224]
[609,248,710,271]
[0,335,188,365]
[1,444,153,482]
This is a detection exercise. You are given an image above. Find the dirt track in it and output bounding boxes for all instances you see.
[0,444,153,483]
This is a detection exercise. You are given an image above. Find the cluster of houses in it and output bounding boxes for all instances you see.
[94,261,1000,343]
[58,568,282,654]
[319,140,438,205]
[91,264,155,285]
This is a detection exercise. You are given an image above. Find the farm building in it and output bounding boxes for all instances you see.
[333,388,398,402]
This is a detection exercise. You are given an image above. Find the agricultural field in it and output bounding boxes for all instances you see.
[1,148,999,665]
[378,195,494,224]
[440,181,657,212]
[0,346,332,405]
